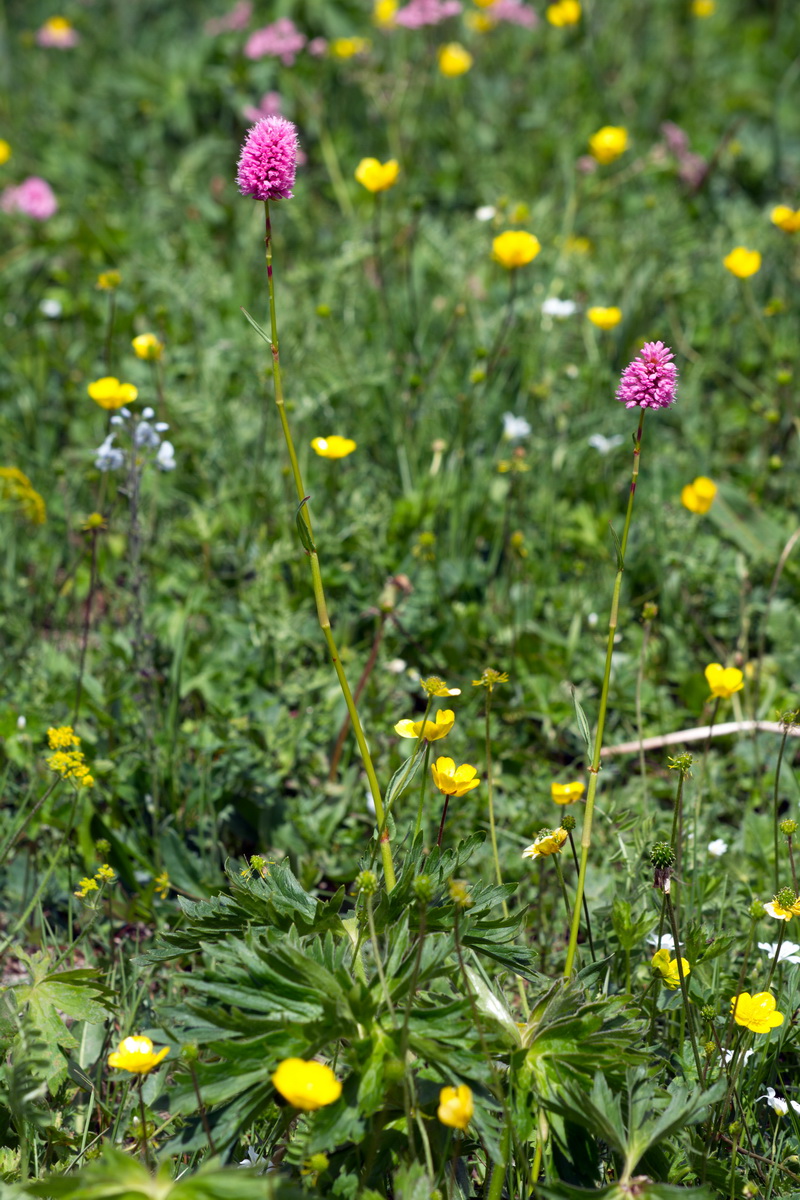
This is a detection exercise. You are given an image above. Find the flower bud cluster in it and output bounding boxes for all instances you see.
[94,405,176,474]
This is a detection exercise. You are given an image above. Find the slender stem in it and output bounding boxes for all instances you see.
[636,615,654,800]
[262,200,395,891]
[436,793,451,847]
[189,1062,217,1155]
[666,890,703,1078]
[788,837,798,894]
[487,1124,510,1200]
[567,830,596,961]
[0,778,59,869]
[366,895,397,1022]
[553,854,572,920]
[774,725,790,892]
[413,742,432,843]
[564,409,645,976]
[138,1079,151,1168]
[73,529,100,723]
[485,692,505,902]
[765,923,785,991]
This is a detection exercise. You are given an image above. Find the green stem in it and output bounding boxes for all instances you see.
[553,854,572,921]
[564,408,645,976]
[138,1079,151,1169]
[485,692,505,902]
[567,830,596,962]
[774,725,790,893]
[765,923,785,991]
[413,742,432,843]
[0,778,59,869]
[666,888,703,1079]
[262,200,395,892]
[487,1124,510,1200]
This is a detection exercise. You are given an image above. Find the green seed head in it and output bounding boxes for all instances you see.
[650,841,676,869]
[355,870,379,897]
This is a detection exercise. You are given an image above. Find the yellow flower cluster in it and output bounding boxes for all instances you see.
[96,270,121,291]
[681,476,716,514]
[46,726,94,788]
[330,37,371,58]
[0,467,46,524]
[0,139,10,165]
[373,0,398,28]
[75,864,116,899]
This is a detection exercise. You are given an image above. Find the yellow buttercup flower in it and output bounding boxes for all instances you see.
[271,1058,342,1110]
[395,709,455,741]
[546,0,581,25]
[310,436,357,459]
[0,140,11,165]
[771,206,800,234]
[355,158,400,193]
[438,43,473,77]
[330,37,371,58]
[108,1036,169,1075]
[132,332,164,361]
[437,1084,473,1130]
[551,781,585,805]
[651,948,690,990]
[723,247,761,278]
[589,126,628,164]
[96,270,121,291]
[522,828,568,859]
[681,476,717,515]
[87,377,138,410]
[691,0,715,14]
[430,757,480,797]
[492,230,541,269]
[704,663,744,699]
[587,306,622,330]
[373,0,398,26]
[422,676,461,697]
[730,991,784,1034]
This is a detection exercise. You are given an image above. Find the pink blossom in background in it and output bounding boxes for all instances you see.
[205,1,252,35]
[243,91,282,123]
[491,0,538,27]
[244,18,306,65]
[660,122,708,191]
[616,342,678,411]
[576,155,597,174]
[36,17,80,48]
[395,0,462,30]
[660,122,690,157]
[237,116,299,201]
[1,177,58,220]
[307,37,328,56]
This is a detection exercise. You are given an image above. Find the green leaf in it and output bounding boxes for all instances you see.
[239,305,272,347]
[571,686,592,754]
[295,497,316,554]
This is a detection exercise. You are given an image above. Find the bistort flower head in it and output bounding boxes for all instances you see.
[551,781,585,804]
[310,436,356,459]
[237,116,299,201]
[355,158,399,193]
[431,757,480,796]
[704,662,744,699]
[271,1058,342,1110]
[522,827,568,859]
[395,710,455,741]
[437,1084,473,1129]
[616,341,678,411]
[730,991,784,1034]
[681,476,717,514]
[108,1036,169,1075]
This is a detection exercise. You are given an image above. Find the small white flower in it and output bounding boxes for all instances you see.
[94,434,125,472]
[588,433,625,455]
[120,407,131,419]
[109,414,125,426]
[764,900,795,921]
[587,612,598,627]
[475,205,496,222]
[16,715,26,730]
[135,420,160,449]
[647,932,676,952]
[39,298,62,318]
[502,412,532,440]
[758,1087,800,1116]
[722,1047,755,1067]
[542,297,577,318]
[155,440,176,471]
[365,789,376,816]
[758,941,800,964]
[142,406,155,420]
[155,422,170,432]
[384,658,407,675]
[708,838,728,857]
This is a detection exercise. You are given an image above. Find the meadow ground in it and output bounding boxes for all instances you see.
[2,0,800,1195]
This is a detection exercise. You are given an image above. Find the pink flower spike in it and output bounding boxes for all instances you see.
[616,341,678,410]
[237,117,299,201]
[244,17,306,64]
[205,0,252,35]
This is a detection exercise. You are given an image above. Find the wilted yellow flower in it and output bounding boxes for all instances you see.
[522,828,569,859]
[271,1058,342,1110]
[704,662,744,699]
[472,668,509,691]
[395,709,455,741]
[108,1035,169,1075]
[438,43,473,77]
[564,234,591,254]
[431,757,480,796]
[311,436,357,459]
[551,781,585,805]
[730,991,784,1034]
[131,332,164,361]
[355,158,399,193]
[0,140,11,165]
[588,126,628,165]
[96,270,121,290]
[681,476,717,514]
[770,205,800,234]
[373,0,398,26]
[87,377,138,410]
[651,948,690,989]
[723,247,761,278]
[492,230,541,269]
[691,0,715,14]
[587,306,622,329]
[330,37,371,58]
[422,676,461,697]
[546,0,581,25]
[437,1084,473,1130]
